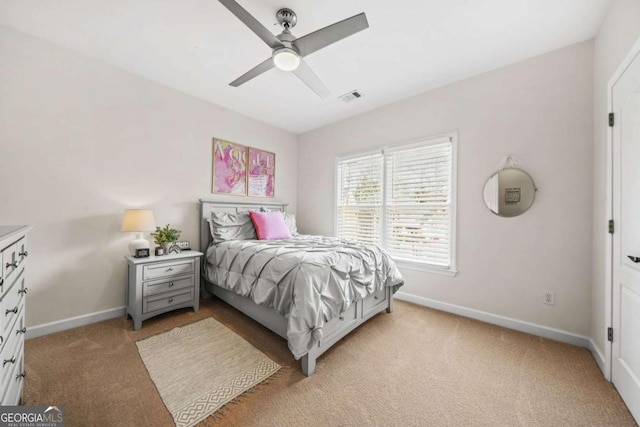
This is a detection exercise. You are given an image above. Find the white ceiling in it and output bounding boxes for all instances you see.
[0,0,611,133]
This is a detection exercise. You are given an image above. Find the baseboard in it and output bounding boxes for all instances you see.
[588,338,606,375]
[394,292,590,348]
[26,307,125,340]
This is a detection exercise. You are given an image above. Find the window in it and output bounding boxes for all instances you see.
[335,134,457,274]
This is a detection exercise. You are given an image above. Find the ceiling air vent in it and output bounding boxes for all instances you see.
[338,90,363,103]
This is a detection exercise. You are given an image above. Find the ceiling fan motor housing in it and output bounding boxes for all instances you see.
[276,8,297,29]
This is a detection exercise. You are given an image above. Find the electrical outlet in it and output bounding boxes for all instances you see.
[544,291,555,306]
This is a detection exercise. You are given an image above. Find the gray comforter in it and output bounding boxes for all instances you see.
[204,235,404,359]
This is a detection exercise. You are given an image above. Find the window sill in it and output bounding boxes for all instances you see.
[394,260,458,277]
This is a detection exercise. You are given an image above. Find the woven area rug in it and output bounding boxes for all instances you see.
[136,317,281,427]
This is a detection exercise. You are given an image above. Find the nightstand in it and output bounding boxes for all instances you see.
[125,251,203,330]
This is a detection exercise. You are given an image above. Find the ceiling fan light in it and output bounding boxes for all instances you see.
[273,48,300,71]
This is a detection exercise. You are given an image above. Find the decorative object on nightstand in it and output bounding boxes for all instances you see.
[151,224,181,255]
[125,251,203,330]
[134,248,150,258]
[175,241,192,251]
[121,209,156,256]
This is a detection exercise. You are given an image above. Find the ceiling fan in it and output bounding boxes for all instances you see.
[219,0,369,98]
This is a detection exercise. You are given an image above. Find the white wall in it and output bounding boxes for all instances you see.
[591,0,640,354]
[0,25,297,328]
[298,41,594,336]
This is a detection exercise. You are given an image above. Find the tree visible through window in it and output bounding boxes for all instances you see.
[336,135,456,271]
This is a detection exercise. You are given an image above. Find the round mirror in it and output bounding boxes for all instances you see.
[483,168,537,217]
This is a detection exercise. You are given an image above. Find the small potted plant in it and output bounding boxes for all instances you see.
[151,224,181,255]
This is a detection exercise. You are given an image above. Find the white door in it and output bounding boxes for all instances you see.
[612,45,640,421]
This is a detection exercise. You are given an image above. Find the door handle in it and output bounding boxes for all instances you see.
[628,256,640,263]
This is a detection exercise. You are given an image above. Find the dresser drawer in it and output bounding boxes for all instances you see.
[363,287,388,316]
[143,259,194,281]
[143,275,194,298]
[323,301,358,342]
[0,270,26,343]
[1,351,23,406]
[143,289,194,314]
[1,242,20,284]
[0,313,23,394]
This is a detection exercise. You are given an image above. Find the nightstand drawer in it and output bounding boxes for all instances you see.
[143,259,194,281]
[143,275,194,297]
[143,289,194,314]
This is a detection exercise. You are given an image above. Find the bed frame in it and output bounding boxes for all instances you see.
[199,199,393,376]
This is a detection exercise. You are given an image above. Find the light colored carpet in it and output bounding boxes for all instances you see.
[136,317,280,427]
[23,299,636,426]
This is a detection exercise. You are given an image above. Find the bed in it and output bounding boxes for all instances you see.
[199,199,404,376]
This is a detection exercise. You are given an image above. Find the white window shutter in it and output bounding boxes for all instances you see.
[385,141,452,266]
[336,153,384,245]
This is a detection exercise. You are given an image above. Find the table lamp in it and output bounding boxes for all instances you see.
[121,209,156,255]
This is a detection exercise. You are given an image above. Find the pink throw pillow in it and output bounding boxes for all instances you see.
[249,211,292,240]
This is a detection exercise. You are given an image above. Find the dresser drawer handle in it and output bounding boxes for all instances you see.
[16,328,26,335]
[374,296,379,300]
[19,251,28,258]
[3,357,15,367]
[0,336,3,344]
[169,282,174,287]
[18,288,28,295]
[6,261,18,269]
[16,371,25,381]
[0,278,3,287]
[167,267,174,272]
[168,298,174,303]
[339,316,344,321]
[5,307,18,315]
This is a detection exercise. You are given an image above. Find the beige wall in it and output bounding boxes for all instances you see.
[0,26,298,327]
[298,41,594,336]
[591,0,640,353]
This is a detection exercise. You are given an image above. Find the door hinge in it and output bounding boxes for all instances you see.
[609,112,615,127]
[608,327,613,342]
[609,219,614,234]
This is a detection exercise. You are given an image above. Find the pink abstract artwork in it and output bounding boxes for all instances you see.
[248,148,275,197]
[212,139,247,195]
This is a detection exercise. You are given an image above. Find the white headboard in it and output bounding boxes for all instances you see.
[199,199,288,252]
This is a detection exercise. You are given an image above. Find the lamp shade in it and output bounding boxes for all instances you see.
[120,209,156,232]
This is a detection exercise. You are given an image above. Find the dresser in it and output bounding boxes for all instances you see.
[125,251,202,330]
[0,226,31,406]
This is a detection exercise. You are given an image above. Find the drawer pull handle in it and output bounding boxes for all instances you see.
[339,316,344,321]
[16,371,25,381]
[0,278,3,287]
[16,328,26,335]
[6,261,18,269]
[0,336,3,344]
[168,298,174,303]
[167,268,174,272]
[374,296,379,300]
[19,251,28,258]
[5,307,18,315]
[3,357,15,367]
[18,288,27,295]
[169,282,174,287]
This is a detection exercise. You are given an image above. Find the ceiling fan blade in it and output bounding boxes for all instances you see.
[229,58,274,87]
[293,12,369,58]
[219,0,282,49]
[293,60,330,99]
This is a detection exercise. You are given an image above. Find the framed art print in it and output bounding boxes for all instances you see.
[248,148,275,197]
[212,138,247,195]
